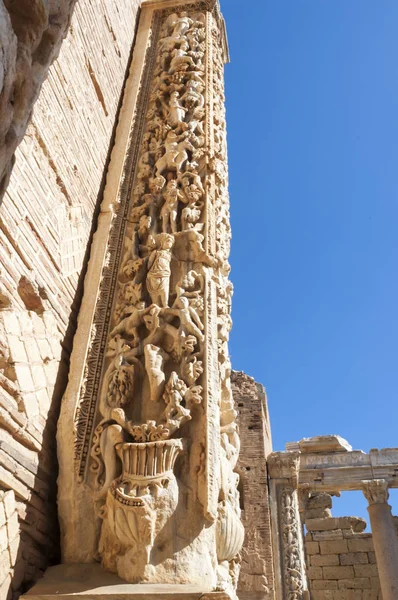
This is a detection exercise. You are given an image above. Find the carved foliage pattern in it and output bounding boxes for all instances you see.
[71,1,241,586]
[280,487,306,600]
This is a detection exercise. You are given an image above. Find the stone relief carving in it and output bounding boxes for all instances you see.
[268,452,308,600]
[280,487,307,600]
[71,3,241,593]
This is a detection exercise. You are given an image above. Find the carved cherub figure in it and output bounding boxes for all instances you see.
[155,130,194,177]
[181,355,203,386]
[181,79,204,109]
[160,179,184,234]
[168,12,193,39]
[167,91,187,130]
[146,233,174,307]
[163,371,191,430]
[138,215,152,242]
[169,40,195,74]
[162,296,204,342]
[175,269,203,297]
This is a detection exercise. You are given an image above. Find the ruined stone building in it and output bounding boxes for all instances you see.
[0,1,396,599]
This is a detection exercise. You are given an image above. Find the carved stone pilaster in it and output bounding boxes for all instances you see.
[268,452,309,600]
[57,1,241,595]
[361,479,389,505]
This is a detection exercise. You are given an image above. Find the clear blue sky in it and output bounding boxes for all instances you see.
[222,1,398,520]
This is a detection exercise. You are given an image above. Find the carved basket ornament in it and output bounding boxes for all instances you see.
[216,501,245,562]
[115,438,184,491]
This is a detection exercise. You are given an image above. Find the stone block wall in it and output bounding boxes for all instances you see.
[232,371,275,600]
[0,1,140,596]
[304,494,382,600]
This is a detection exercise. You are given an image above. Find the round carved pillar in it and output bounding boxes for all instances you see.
[361,479,398,600]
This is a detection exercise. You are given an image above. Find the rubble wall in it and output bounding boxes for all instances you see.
[304,506,382,600]
[232,371,275,600]
[0,1,140,596]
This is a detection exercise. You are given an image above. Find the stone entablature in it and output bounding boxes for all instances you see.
[269,436,398,600]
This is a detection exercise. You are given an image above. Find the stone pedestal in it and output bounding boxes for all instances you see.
[21,565,233,600]
[361,479,398,600]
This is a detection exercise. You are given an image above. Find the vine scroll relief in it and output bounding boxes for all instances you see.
[70,3,243,593]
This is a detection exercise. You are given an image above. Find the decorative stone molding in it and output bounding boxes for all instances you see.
[268,451,300,485]
[361,479,389,505]
[268,452,308,600]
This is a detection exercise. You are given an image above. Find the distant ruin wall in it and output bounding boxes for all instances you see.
[232,371,275,600]
[304,494,382,600]
[0,1,140,596]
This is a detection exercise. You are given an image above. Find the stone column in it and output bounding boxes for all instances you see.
[361,479,398,600]
[56,1,243,598]
[268,452,309,600]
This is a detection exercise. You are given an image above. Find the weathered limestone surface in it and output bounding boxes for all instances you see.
[232,371,275,600]
[304,494,382,600]
[0,1,140,596]
[57,1,242,597]
[0,0,77,198]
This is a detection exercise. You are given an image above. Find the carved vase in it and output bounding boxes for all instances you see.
[99,438,184,581]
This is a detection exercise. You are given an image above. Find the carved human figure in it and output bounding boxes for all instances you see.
[144,343,168,402]
[163,371,190,430]
[147,175,166,231]
[175,270,203,302]
[158,35,179,70]
[163,296,204,342]
[168,91,187,130]
[155,131,194,177]
[180,169,204,230]
[160,179,184,234]
[146,233,174,307]
[138,215,152,242]
[169,12,193,39]
[186,107,205,143]
[169,41,195,74]
[181,79,204,109]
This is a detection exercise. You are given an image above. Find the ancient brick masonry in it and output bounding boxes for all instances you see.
[0,0,76,198]
[304,493,382,600]
[0,1,141,596]
[232,371,275,600]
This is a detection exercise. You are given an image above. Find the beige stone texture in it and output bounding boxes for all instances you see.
[21,564,212,599]
[310,554,339,567]
[57,1,240,596]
